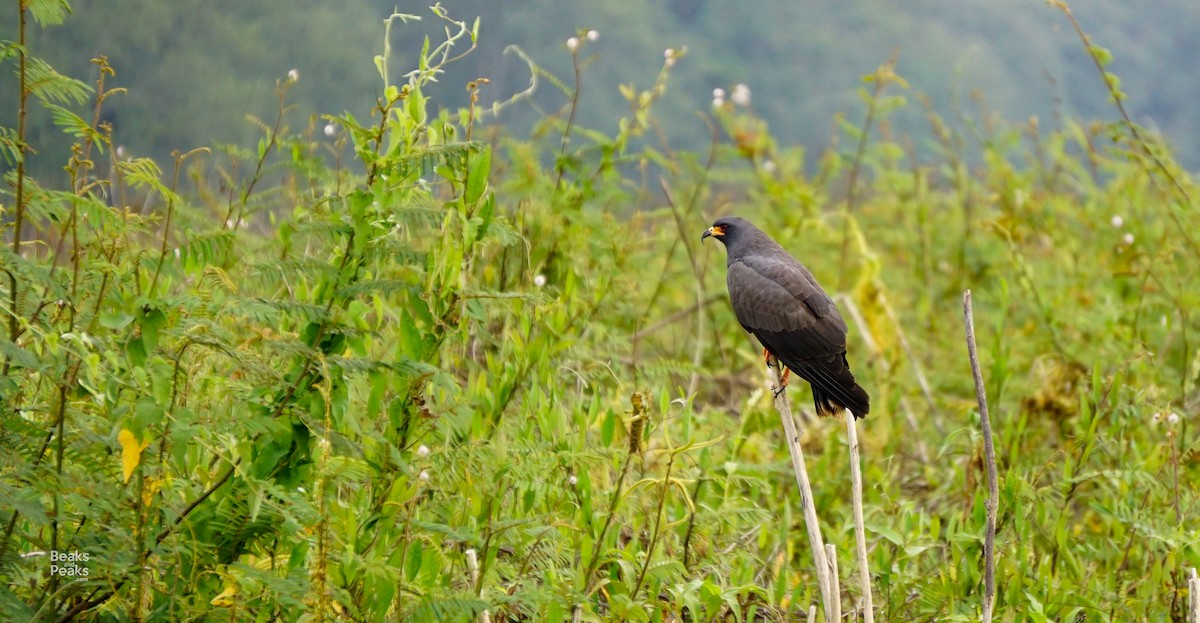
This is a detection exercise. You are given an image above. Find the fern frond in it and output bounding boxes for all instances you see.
[45,103,102,149]
[403,597,489,622]
[26,0,72,26]
[0,337,40,370]
[252,258,342,284]
[391,141,484,178]
[0,127,21,166]
[25,57,91,106]
[335,279,418,299]
[178,230,236,271]
[252,299,332,324]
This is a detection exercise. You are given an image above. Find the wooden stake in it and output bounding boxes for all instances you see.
[465,549,491,623]
[963,290,999,622]
[825,543,842,623]
[769,358,836,622]
[845,415,874,623]
[1187,567,1199,623]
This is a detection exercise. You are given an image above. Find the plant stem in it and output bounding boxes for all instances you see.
[6,0,29,374]
[962,289,999,623]
[845,415,874,623]
[768,357,835,622]
[1187,568,1199,623]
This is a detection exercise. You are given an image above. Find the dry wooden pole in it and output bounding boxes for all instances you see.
[465,549,491,623]
[845,416,875,623]
[962,290,999,622]
[1188,568,1199,623]
[825,543,842,622]
[769,358,836,622]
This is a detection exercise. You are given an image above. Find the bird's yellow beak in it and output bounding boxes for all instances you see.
[701,225,725,241]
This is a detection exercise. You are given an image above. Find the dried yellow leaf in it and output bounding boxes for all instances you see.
[118,429,151,484]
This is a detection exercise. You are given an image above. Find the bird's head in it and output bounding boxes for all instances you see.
[701,216,752,247]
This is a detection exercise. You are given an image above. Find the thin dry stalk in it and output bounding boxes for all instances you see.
[1188,568,1199,623]
[845,416,874,623]
[1186,567,1200,623]
[769,358,835,622]
[962,290,999,622]
[825,543,842,623]
[465,549,491,623]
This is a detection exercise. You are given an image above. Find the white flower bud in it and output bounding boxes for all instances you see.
[712,88,726,99]
[287,69,299,82]
[732,83,751,107]
[418,470,430,482]
[324,123,336,137]
[1111,215,1124,228]
[416,444,430,458]
[586,30,599,41]
[568,475,578,487]
[567,37,580,51]
[1167,412,1180,425]
[533,274,546,288]
[1122,233,1134,245]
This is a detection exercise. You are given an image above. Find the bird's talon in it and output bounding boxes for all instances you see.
[772,384,786,399]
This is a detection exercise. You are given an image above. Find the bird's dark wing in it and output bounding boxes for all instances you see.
[726,254,847,355]
[727,254,870,418]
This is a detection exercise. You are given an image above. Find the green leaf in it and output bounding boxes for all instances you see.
[140,307,166,354]
[25,57,91,105]
[465,146,491,205]
[27,0,72,26]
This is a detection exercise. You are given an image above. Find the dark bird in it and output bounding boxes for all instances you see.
[702,216,870,419]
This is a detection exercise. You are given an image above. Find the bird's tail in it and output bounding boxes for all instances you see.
[787,353,870,420]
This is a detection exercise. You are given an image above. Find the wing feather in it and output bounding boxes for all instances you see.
[726,256,846,356]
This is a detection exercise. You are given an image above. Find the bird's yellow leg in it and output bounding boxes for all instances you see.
[762,349,789,386]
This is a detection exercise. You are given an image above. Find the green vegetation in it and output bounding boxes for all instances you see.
[2,2,1198,621]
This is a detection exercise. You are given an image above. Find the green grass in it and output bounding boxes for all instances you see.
[1,4,1198,622]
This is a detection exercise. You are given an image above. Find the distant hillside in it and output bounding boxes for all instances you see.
[5,0,1198,176]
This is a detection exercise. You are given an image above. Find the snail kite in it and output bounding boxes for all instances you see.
[702,216,870,419]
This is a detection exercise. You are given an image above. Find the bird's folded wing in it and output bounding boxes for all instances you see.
[727,256,847,354]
